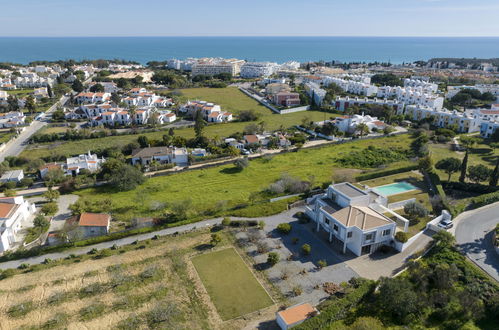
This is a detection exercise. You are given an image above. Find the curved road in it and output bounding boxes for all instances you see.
[455,203,499,281]
[0,95,68,162]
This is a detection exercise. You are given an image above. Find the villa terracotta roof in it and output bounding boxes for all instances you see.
[328,205,393,230]
[244,134,259,144]
[277,303,316,326]
[78,213,110,227]
[208,112,220,118]
[0,203,18,219]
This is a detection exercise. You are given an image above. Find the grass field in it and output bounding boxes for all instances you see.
[75,135,413,221]
[20,87,336,160]
[7,88,34,96]
[192,248,273,320]
[0,230,215,329]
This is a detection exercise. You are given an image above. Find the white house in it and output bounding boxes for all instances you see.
[240,62,277,78]
[0,170,24,183]
[0,196,37,253]
[0,111,26,128]
[66,152,105,176]
[329,114,386,134]
[305,182,396,256]
[131,147,189,167]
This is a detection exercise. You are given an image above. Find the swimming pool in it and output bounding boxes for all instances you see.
[373,182,418,196]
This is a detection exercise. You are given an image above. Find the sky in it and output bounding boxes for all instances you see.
[1,0,498,37]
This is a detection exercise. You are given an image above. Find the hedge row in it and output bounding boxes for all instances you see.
[294,280,375,330]
[443,182,499,194]
[469,191,499,209]
[355,164,419,182]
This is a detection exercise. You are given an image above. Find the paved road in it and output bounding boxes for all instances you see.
[0,217,222,270]
[454,203,499,281]
[0,95,68,162]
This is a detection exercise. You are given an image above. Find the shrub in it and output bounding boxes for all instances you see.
[268,173,311,195]
[318,259,328,269]
[395,232,408,243]
[17,263,29,270]
[0,268,16,279]
[404,201,428,222]
[146,301,181,327]
[292,285,303,297]
[221,217,231,226]
[277,223,292,235]
[234,157,249,170]
[267,252,280,266]
[7,301,35,318]
[258,220,265,230]
[302,244,311,255]
[41,312,69,329]
[256,241,270,254]
[41,202,58,216]
[292,237,299,244]
[338,146,407,168]
[79,302,106,321]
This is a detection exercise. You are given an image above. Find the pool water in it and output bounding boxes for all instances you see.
[373,182,417,196]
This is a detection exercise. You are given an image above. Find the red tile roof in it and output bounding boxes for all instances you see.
[0,203,17,218]
[79,213,110,227]
[277,303,316,326]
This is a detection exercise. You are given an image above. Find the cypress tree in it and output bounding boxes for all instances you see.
[489,157,499,187]
[459,150,468,183]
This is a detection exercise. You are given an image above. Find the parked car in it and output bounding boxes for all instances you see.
[438,219,453,229]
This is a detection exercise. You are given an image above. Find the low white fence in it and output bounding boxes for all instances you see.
[388,198,416,210]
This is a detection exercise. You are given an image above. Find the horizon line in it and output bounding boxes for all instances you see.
[1,35,499,38]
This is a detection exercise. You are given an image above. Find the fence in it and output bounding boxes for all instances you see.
[387,198,416,210]
[239,87,309,114]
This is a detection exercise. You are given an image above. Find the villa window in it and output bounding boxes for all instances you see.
[347,232,352,238]
[333,224,338,232]
[325,219,330,225]
[365,233,373,241]
[383,229,391,236]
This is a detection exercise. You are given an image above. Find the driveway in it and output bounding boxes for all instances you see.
[454,203,499,281]
[27,194,79,232]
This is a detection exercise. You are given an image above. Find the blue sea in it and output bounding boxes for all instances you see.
[0,37,498,65]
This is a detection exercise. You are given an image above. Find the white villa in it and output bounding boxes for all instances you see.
[0,196,37,253]
[0,111,26,128]
[130,147,189,167]
[66,152,105,176]
[180,100,233,123]
[306,183,397,256]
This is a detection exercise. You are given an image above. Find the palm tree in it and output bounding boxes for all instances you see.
[356,123,370,137]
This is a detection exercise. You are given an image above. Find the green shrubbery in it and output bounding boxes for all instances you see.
[338,146,408,168]
[277,223,292,234]
[395,232,408,243]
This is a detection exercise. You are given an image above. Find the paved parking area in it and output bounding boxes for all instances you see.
[235,208,359,305]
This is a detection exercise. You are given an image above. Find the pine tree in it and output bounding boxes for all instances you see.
[194,110,205,140]
[489,156,499,187]
[47,84,53,98]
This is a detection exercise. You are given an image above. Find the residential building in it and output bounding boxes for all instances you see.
[75,92,111,104]
[89,82,119,93]
[399,105,478,133]
[376,86,444,110]
[0,90,8,105]
[131,147,189,167]
[0,196,37,253]
[72,213,111,238]
[327,114,386,134]
[323,76,378,96]
[480,121,499,138]
[272,92,301,107]
[305,182,396,256]
[180,100,232,123]
[0,111,26,128]
[334,96,404,112]
[65,152,105,176]
[0,170,24,183]
[240,62,277,78]
[33,87,49,100]
[276,303,318,330]
[191,58,245,77]
[39,163,64,179]
[304,82,327,105]
[446,84,499,99]
[265,83,291,95]
[403,78,438,93]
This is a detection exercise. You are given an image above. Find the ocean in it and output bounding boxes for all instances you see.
[0,36,498,65]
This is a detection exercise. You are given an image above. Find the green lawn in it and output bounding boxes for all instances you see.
[75,135,413,221]
[192,248,273,320]
[429,139,498,183]
[20,87,336,160]
[7,89,34,96]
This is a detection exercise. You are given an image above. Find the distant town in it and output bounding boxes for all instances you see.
[0,56,498,329]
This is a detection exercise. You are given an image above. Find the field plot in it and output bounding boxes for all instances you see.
[192,248,273,320]
[75,134,413,221]
[0,231,214,329]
